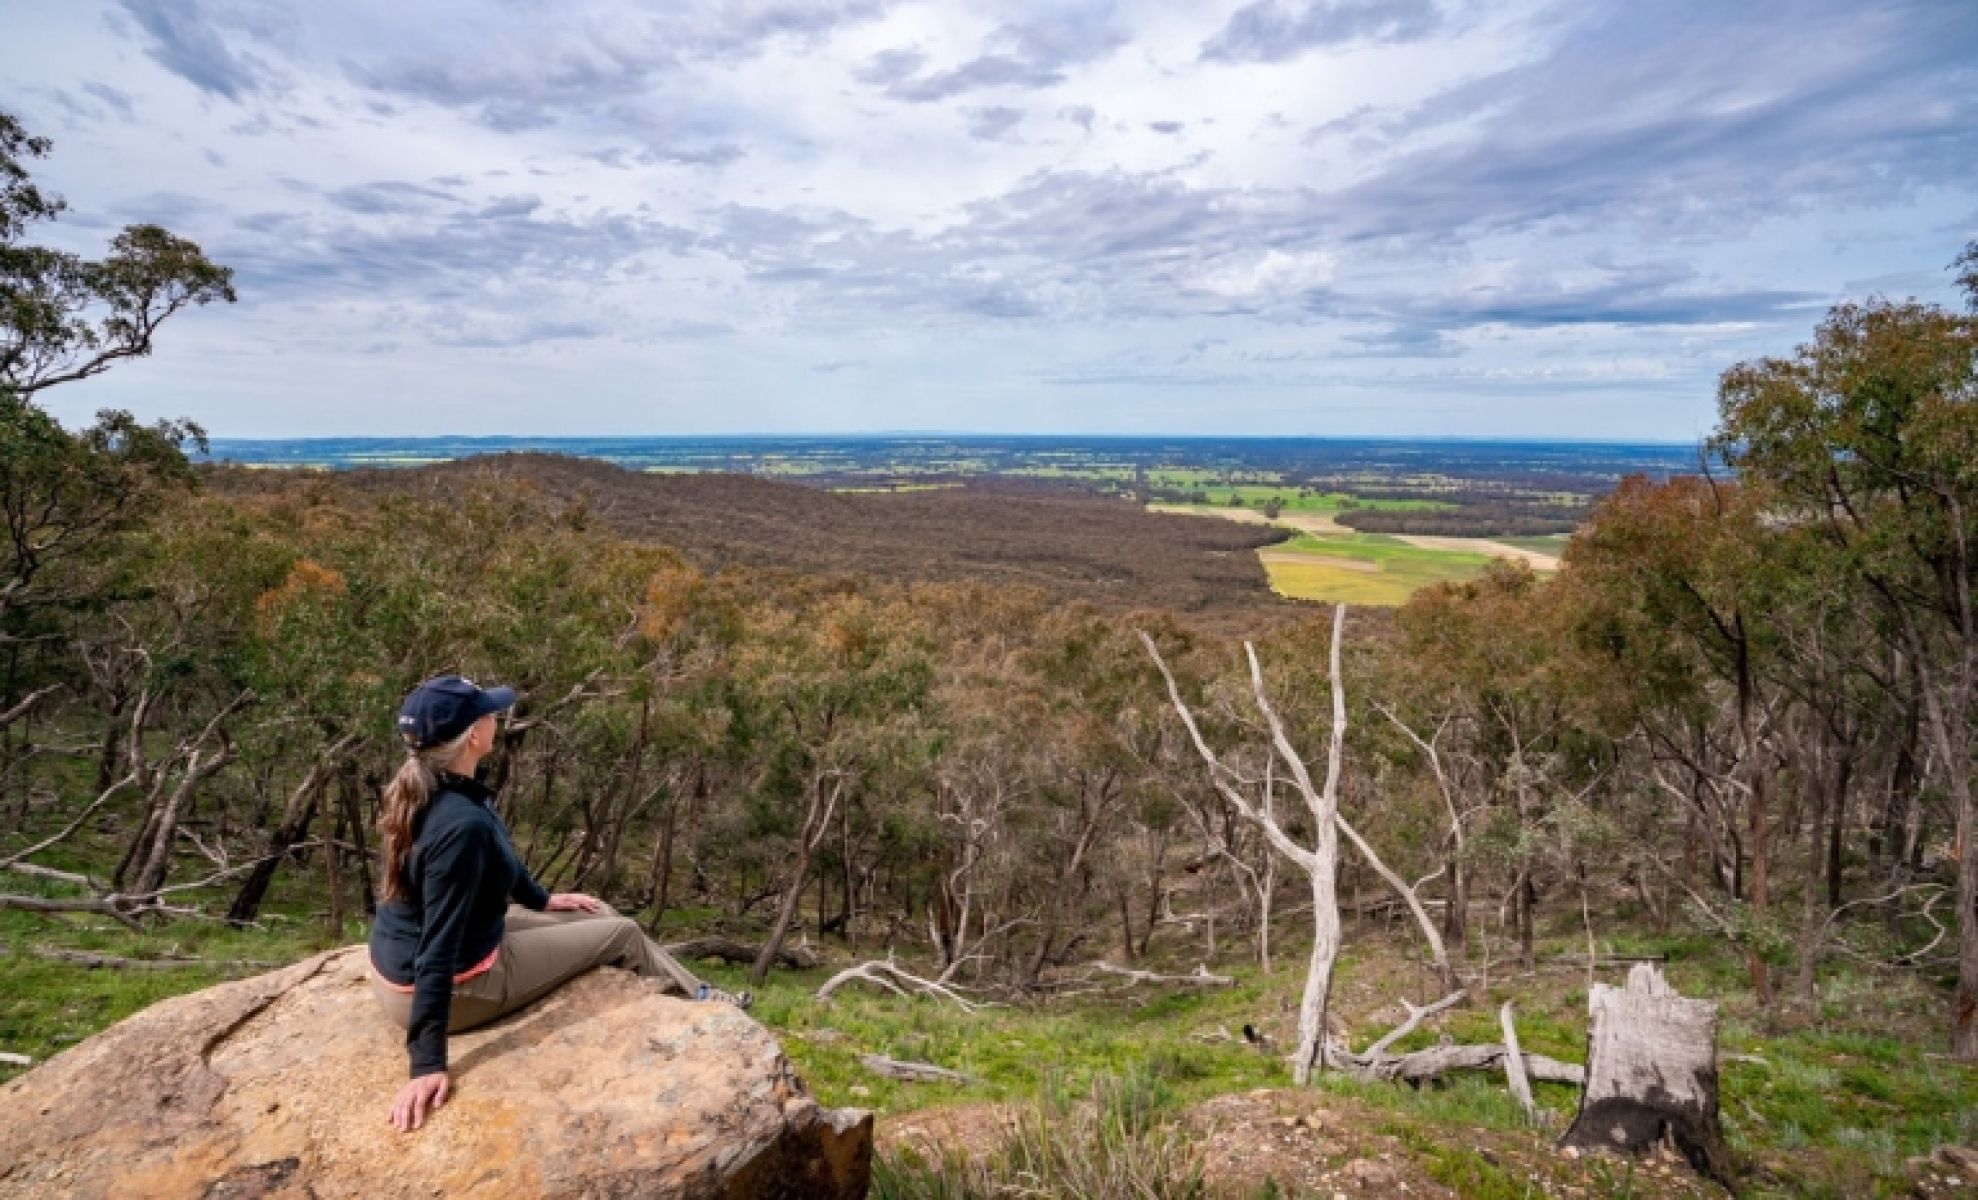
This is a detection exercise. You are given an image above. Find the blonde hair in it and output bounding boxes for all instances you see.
[377,729,475,904]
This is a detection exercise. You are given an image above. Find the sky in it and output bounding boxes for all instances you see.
[3,0,1975,440]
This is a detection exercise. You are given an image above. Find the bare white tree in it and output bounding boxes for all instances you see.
[1140,603,1347,1084]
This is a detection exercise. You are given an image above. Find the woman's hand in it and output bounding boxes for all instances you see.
[389,1072,450,1132]
[546,892,603,913]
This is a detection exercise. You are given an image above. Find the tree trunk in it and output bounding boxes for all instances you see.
[1957,772,1977,1060]
[1258,853,1275,974]
[133,747,235,899]
[325,800,344,936]
[750,776,842,987]
[1292,862,1341,1086]
[338,766,375,917]
[1560,964,1733,1186]
[753,839,815,988]
[111,782,167,892]
[1443,856,1467,951]
[226,737,353,926]
[1517,869,1536,972]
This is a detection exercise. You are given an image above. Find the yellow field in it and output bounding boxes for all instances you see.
[1152,503,1527,606]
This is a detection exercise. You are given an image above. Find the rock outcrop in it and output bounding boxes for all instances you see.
[0,947,871,1199]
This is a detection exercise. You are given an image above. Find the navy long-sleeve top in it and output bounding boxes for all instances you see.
[368,771,548,1077]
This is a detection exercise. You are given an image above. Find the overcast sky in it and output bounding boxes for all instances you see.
[5,0,1975,439]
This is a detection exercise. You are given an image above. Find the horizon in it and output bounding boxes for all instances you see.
[202,431,1703,446]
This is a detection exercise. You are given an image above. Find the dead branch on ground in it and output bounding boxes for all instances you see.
[1362,988,1467,1059]
[817,959,991,1013]
[859,1054,975,1084]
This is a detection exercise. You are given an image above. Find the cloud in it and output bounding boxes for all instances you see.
[1202,0,1443,64]
[325,180,462,216]
[966,106,1025,142]
[430,315,611,349]
[854,48,926,86]
[81,82,136,121]
[881,10,1129,102]
[116,0,269,100]
[1304,0,1978,241]
[1340,327,1463,357]
[1314,261,1829,341]
[12,0,1974,435]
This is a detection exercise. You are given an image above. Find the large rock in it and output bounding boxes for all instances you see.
[0,947,871,1199]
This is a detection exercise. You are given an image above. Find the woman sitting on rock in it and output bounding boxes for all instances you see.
[368,675,749,1133]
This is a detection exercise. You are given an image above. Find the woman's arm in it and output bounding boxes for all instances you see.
[404,823,487,1079]
[495,818,549,911]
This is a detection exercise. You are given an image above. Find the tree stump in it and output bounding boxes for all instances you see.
[1560,964,1732,1184]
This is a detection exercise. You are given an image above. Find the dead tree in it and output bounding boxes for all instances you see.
[1560,964,1733,1185]
[751,770,846,987]
[225,732,362,925]
[1142,603,1347,1085]
[1376,704,1470,951]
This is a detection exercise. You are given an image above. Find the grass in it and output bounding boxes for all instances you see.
[718,962,1290,1117]
[1148,502,1518,605]
[4,858,1972,1200]
[1261,531,1496,606]
[1497,534,1571,555]
[874,1065,1212,1199]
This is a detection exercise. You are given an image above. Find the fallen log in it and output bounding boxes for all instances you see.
[665,936,820,969]
[1331,1041,1585,1087]
[23,946,277,971]
[1560,964,1732,1186]
[1087,962,1234,988]
[0,1052,31,1068]
[858,1054,975,1085]
[0,894,142,929]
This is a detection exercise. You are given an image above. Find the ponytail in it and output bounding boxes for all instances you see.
[377,729,473,904]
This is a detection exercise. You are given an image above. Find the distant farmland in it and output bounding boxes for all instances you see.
[203,436,1690,607]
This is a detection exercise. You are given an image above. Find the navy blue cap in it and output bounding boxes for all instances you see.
[396,675,517,750]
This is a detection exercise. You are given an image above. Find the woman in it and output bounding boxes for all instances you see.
[368,674,748,1133]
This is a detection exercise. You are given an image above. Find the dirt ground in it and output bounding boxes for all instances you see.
[879,1089,1729,1199]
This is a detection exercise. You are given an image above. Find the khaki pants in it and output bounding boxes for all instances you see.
[371,904,706,1034]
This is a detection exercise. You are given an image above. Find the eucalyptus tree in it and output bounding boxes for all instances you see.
[1713,262,1978,1056]
[1559,476,1791,1002]
[1,111,234,398]
[728,584,935,986]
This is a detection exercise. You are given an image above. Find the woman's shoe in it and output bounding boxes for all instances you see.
[695,982,754,1010]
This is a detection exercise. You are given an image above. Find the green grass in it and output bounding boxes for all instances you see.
[0,908,347,1077]
[4,862,1971,1200]
[712,963,1291,1117]
[1497,534,1571,554]
[1261,531,1495,606]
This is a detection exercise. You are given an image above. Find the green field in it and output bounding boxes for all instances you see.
[1263,532,1495,606]
[1153,503,1503,605]
[1498,534,1572,555]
